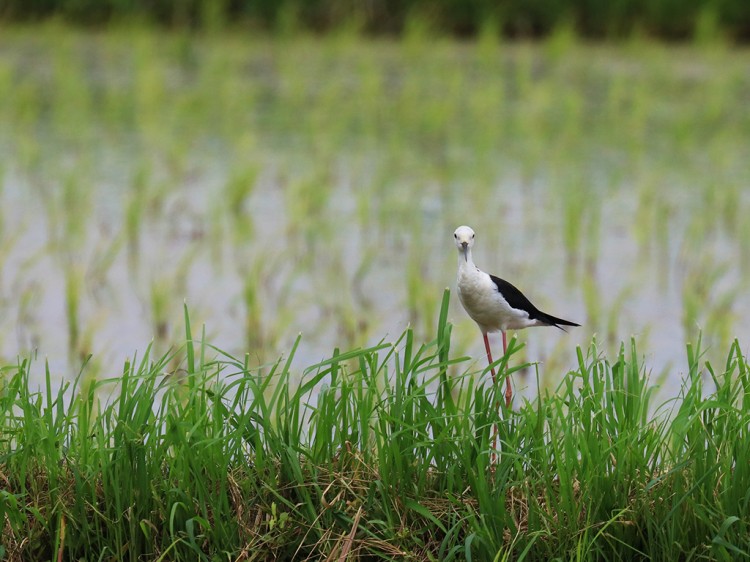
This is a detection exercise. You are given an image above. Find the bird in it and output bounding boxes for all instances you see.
[453,225,579,409]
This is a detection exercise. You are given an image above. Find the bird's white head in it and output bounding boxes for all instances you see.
[453,225,475,262]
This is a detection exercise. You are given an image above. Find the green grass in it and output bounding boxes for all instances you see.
[1,292,748,560]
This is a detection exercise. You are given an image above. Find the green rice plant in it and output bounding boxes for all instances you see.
[605,285,636,349]
[284,167,334,265]
[146,249,198,355]
[2,46,43,148]
[64,263,83,364]
[405,235,442,342]
[237,253,296,356]
[0,173,11,289]
[403,9,439,50]
[60,175,92,255]
[559,168,596,282]
[11,281,42,361]
[35,169,93,265]
[740,214,750,278]
[0,59,14,127]
[240,259,266,351]
[700,171,742,244]
[124,166,150,273]
[222,163,258,246]
[680,254,736,358]
[323,251,376,351]
[85,228,125,301]
[580,266,601,333]
[50,31,93,140]
[544,18,577,60]
[132,32,168,146]
[207,162,255,267]
[149,278,176,353]
[703,288,739,355]
[631,171,673,284]
[124,169,175,278]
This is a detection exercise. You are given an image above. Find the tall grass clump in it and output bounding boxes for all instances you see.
[0,292,749,560]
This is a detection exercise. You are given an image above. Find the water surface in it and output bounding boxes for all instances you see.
[1,30,749,395]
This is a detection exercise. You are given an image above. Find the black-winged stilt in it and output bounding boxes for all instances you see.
[454,225,579,408]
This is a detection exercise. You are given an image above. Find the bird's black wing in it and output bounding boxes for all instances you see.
[489,274,541,316]
[489,274,580,329]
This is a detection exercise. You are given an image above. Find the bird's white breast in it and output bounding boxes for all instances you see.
[457,265,535,332]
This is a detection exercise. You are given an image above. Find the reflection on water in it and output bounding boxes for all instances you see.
[1,30,748,395]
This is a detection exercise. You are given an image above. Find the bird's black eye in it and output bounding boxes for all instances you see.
[471,234,475,239]
[454,233,457,238]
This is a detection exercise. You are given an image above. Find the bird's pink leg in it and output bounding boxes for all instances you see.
[482,333,497,383]
[502,331,512,408]
[482,332,499,463]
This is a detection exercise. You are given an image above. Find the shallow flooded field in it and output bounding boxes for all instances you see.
[1,27,749,391]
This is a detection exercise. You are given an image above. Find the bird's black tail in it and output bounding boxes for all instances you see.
[536,312,580,332]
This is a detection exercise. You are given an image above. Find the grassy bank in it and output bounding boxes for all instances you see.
[1,293,748,561]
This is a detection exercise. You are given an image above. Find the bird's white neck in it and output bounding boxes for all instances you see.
[458,247,475,271]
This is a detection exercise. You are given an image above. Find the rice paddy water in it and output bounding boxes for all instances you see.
[0,27,749,393]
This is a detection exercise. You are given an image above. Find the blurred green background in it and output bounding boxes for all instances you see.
[2,0,750,41]
[0,3,749,392]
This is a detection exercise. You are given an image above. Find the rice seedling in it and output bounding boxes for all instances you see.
[142,244,200,358]
[580,267,602,332]
[559,168,597,282]
[13,282,42,357]
[223,165,258,246]
[0,293,748,560]
[238,273,264,357]
[740,217,750,278]
[284,167,335,265]
[341,268,376,348]
[605,285,636,348]
[85,228,125,304]
[50,35,93,138]
[207,158,258,265]
[680,254,738,374]
[132,33,169,146]
[63,263,84,363]
[0,178,9,292]
[124,166,151,273]
[237,252,298,358]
